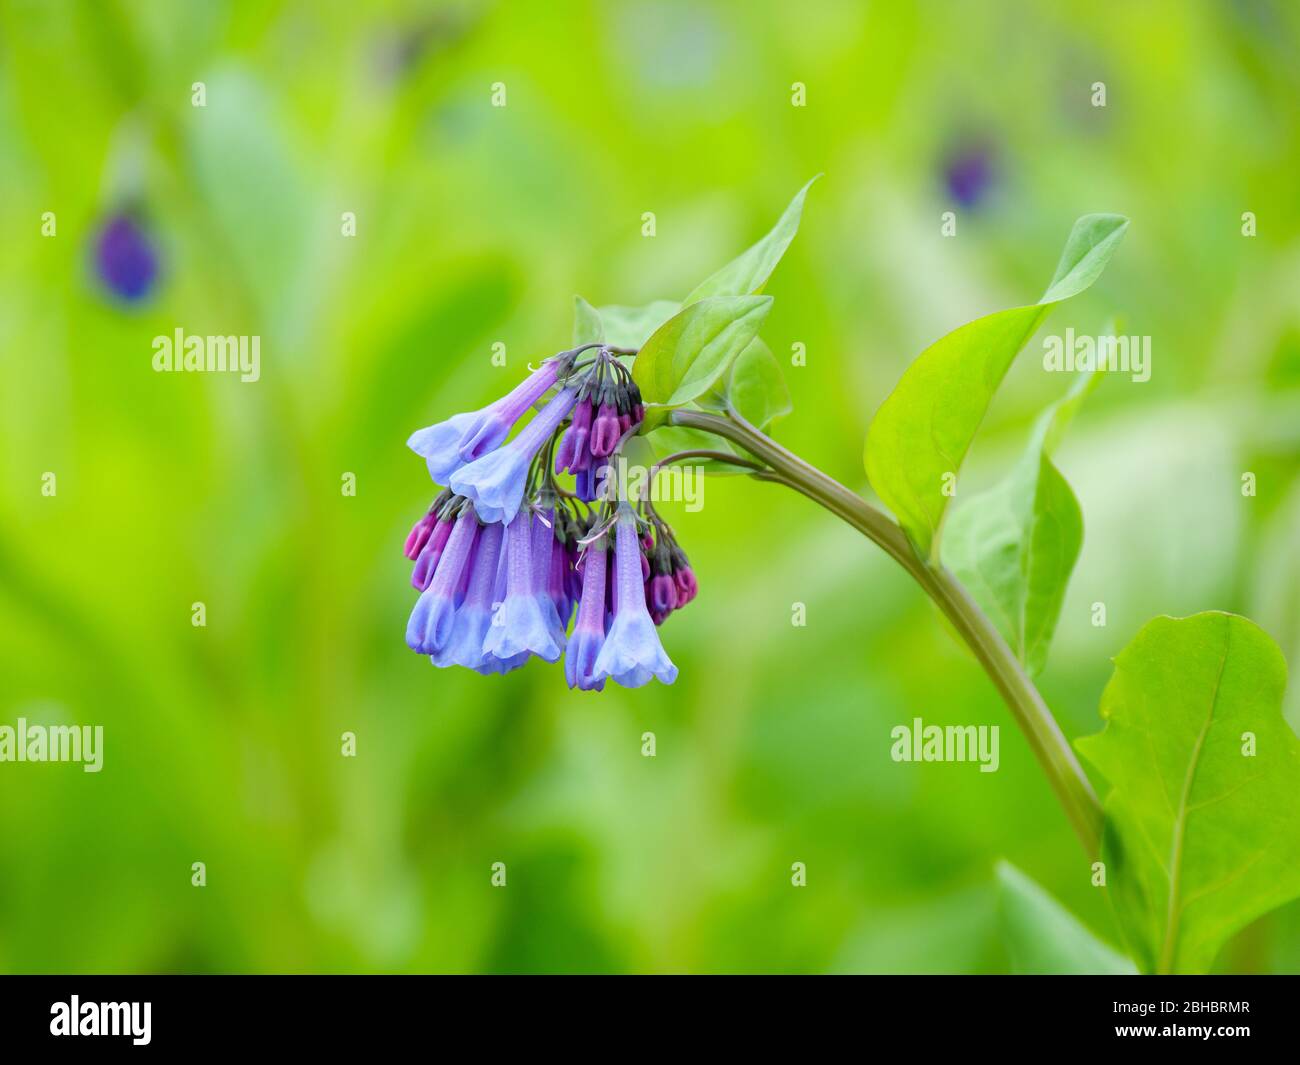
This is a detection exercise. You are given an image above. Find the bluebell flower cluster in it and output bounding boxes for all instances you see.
[403,347,693,689]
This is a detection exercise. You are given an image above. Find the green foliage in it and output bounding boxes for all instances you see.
[996,861,1136,974]
[864,215,1129,559]
[683,176,820,304]
[1077,613,1300,973]
[700,338,792,430]
[631,294,772,407]
[572,295,604,346]
[596,301,680,350]
[942,371,1100,675]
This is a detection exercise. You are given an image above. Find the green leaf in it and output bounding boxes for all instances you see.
[864,213,1129,559]
[684,176,820,304]
[631,295,773,408]
[699,337,792,430]
[941,371,1101,676]
[597,300,680,349]
[996,861,1137,974]
[1076,612,1300,974]
[572,295,604,346]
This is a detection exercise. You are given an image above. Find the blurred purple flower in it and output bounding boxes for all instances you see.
[94,214,159,302]
[943,141,996,210]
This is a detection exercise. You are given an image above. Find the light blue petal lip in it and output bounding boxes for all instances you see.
[593,612,677,687]
[449,446,529,526]
[406,589,457,655]
[432,606,492,670]
[483,594,562,662]
[564,626,606,691]
[408,411,483,485]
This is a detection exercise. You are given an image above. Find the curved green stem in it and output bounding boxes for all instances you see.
[670,408,1103,856]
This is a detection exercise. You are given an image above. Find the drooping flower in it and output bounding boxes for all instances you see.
[432,520,504,670]
[406,509,479,654]
[411,515,455,590]
[450,387,577,524]
[404,510,439,560]
[403,342,685,689]
[408,359,561,484]
[565,534,608,691]
[530,506,567,647]
[590,400,621,458]
[94,213,159,302]
[554,397,593,474]
[593,508,677,687]
[482,510,563,662]
[942,139,996,210]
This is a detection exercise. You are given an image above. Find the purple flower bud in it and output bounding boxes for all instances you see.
[404,511,438,559]
[94,213,159,302]
[650,573,678,615]
[411,518,454,590]
[674,566,698,605]
[554,400,593,475]
[590,402,621,458]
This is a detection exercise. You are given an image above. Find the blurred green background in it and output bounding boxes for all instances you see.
[2,0,1299,974]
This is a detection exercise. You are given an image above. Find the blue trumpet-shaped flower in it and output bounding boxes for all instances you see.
[432,520,504,670]
[530,507,568,647]
[408,360,560,485]
[565,533,608,692]
[593,508,677,688]
[450,388,577,524]
[482,511,563,662]
[406,510,479,655]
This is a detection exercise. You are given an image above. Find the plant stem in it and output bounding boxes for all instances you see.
[670,408,1104,856]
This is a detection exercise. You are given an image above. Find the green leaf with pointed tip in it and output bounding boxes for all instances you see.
[572,295,604,346]
[942,371,1101,676]
[597,300,680,349]
[684,176,820,304]
[1076,612,1300,974]
[996,861,1137,974]
[864,213,1128,559]
[699,337,792,430]
[632,295,773,408]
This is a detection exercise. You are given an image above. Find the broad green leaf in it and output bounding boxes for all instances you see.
[996,861,1137,974]
[684,176,820,304]
[699,337,792,430]
[941,371,1101,675]
[572,295,604,346]
[864,214,1129,559]
[598,300,680,349]
[1076,612,1300,974]
[632,295,773,408]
